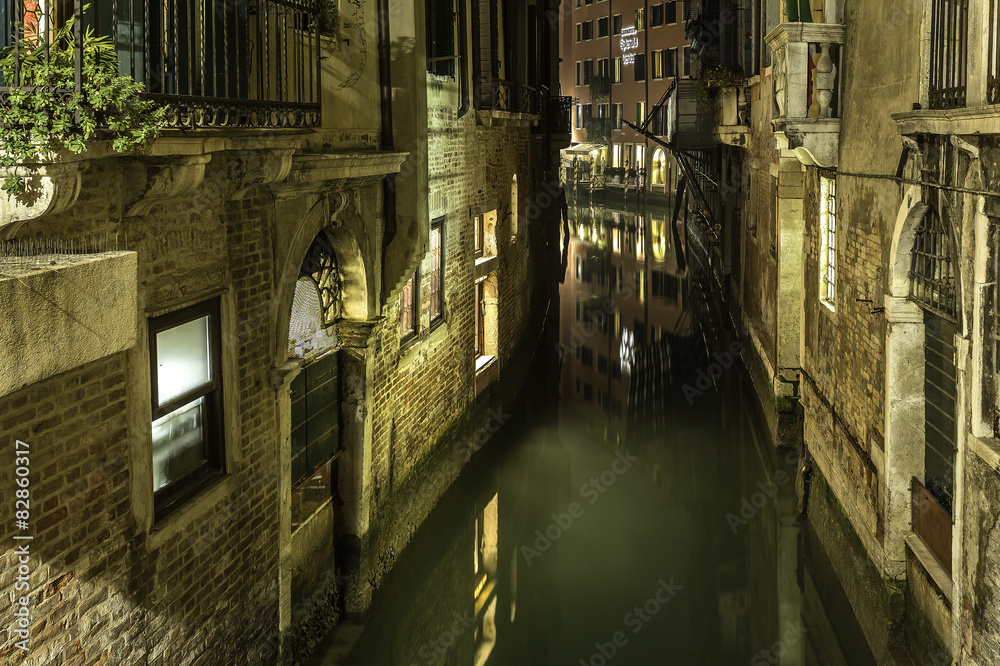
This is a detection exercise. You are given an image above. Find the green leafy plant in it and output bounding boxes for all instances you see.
[0,14,168,196]
[697,64,743,106]
[317,0,339,39]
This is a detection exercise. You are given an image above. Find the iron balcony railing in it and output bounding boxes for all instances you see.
[475,76,543,116]
[929,0,968,110]
[0,0,321,129]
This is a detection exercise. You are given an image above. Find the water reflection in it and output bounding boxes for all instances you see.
[328,202,875,666]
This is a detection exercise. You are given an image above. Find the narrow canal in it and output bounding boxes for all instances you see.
[317,201,876,666]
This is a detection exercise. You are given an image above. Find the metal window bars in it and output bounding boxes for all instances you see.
[989,0,1000,103]
[909,207,958,321]
[929,0,968,109]
[0,0,321,129]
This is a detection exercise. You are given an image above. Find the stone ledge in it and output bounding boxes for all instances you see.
[904,531,953,604]
[892,105,1000,136]
[0,251,137,398]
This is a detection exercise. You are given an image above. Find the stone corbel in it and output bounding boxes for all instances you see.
[950,134,979,160]
[122,155,212,217]
[230,148,296,200]
[0,161,87,238]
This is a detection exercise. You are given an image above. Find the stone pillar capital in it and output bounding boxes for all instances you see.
[338,317,384,349]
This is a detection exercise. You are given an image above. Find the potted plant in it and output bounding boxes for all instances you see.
[0,15,167,196]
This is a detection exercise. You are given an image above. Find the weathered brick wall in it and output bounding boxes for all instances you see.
[962,452,1000,663]
[1,157,285,664]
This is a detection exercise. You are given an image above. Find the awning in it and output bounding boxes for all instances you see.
[563,143,605,154]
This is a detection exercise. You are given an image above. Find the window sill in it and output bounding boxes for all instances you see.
[476,255,499,280]
[398,319,450,369]
[148,473,236,550]
[903,531,953,604]
[475,355,496,373]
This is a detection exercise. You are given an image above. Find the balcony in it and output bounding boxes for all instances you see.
[475,77,543,124]
[764,22,845,167]
[0,0,322,130]
[666,79,716,151]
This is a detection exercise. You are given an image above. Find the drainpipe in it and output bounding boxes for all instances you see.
[378,0,397,290]
[458,0,470,117]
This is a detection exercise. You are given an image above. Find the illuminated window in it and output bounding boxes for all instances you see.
[149,298,224,518]
[475,280,486,357]
[400,270,419,340]
[430,218,445,323]
[613,56,622,83]
[474,274,498,368]
[819,176,837,309]
[636,100,646,124]
[636,7,645,29]
[652,50,664,79]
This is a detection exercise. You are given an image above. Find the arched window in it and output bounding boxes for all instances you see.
[299,231,343,326]
[908,207,957,320]
[289,231,342,358]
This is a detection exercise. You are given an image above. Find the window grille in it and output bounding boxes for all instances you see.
[819,176,837,307]
[299,231,342,326]
[909,207,957,320]
[929,0,969,109]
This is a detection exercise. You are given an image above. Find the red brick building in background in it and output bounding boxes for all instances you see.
[559,0,690,187]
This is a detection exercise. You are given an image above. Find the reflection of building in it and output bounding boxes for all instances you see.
[0,0,563,662]
[559,203,690,444]
[559,0,691,183]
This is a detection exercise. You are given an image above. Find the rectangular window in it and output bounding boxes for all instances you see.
[474,213,484,257]
[666,47,678,78]
[598,16,608,37]
[613,56,622,83]
[613,102,623,129]
[650,3,664,26]
[597,58,609,79]
[636,101,646,124]
[665,1,677,23]
[989,0,1000,104]
[430,218,444,324]
[582,20,593,40]
[575,104,584,129]
[683,46,691,76]
[634,53,646,81]
[819,176,837,309]
[612,14,622,34]
[584,59,593,84]
[636,7,645,30]
[576,23,582,42]
[149,298,224,517]
[400,271,419,339]
[475,280,486,358]
[576,61,582,86]
[426,0,456,76]
[598,103,609,118]
[652,50,664,79]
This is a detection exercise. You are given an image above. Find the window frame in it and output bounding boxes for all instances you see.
[613,56,622,83]
[430,217,445,327]
[400,269,420,342]
[819,175,837,311]
[597,16,609,37]
[148,297,225,519]
[612,13,622,34]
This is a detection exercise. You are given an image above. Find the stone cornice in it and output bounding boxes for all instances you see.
[764,21,846,49]
[892,105,1000,136]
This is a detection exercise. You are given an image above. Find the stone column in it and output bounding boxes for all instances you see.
[271,359,304,642]
[776,157,804,398]
[882,296,925,571]
[336,318,380,614]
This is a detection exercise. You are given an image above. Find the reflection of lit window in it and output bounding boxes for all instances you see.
[474,493,499,666]
[400,271,418,341]
[619,328,634,373]
[149,299,224,517]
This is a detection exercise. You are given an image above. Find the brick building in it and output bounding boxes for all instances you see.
[559,0,691,188]
[683,0,1000,662]
[0,0,567,663]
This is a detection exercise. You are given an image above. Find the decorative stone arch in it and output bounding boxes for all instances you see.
[272,193,379,627]
[883,188,966,575]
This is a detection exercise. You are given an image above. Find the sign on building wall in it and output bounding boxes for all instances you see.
[620,27,638,65]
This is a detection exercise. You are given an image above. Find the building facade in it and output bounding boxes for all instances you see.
[559,0,691,187]
[682,0,1000,662]
[0,0,566,663]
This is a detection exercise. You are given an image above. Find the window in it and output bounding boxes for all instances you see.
[636,7,645,30]
[666,47,678,78]
[583,59,593,84]
[598,17,609,37]
[400,270,419,339]
[819,176,837,310]
[149,298,224,517]
[634,53,646,81]
[650,3,664,26]
[597,58,609,79]
[475,280,486,358]
[576,61,582,86]
[652,50,664,79]
[929,0,969,109]
[598,103,609,119]
[636,101,646,124]
[426,0,456,76]
[575,104,584,129]
[430,218,444,324]
[613,56,622,83]
[909,207,957,319]
[582,20,593,40]
[665,1,677,23]
[475,213,484,257]
[683,46,691,76]
[612,14,622,34]
[613,102,623,128]
[576,23,582,42]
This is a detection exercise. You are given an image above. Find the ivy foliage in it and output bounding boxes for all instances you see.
[0,13,168,196]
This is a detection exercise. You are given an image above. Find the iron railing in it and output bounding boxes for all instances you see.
[476,76,544,116]
[0,0,321,129]
[989,0,1000,104]
[929,0,968,109]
